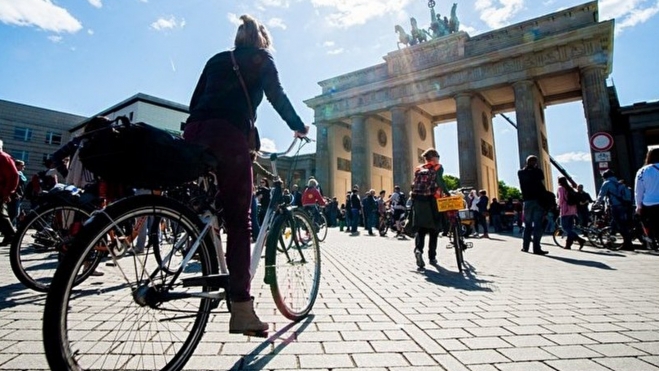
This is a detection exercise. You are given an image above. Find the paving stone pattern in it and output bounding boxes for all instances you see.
[1,229,659,370]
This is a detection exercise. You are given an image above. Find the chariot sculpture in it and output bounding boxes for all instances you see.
[395,2,460,49]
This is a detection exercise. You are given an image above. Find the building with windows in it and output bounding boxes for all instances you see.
[0,99,86,177]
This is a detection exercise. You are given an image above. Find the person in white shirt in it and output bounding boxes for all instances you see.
[635,148,659,247]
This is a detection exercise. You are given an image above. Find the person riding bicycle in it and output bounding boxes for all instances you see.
[183,14,308,336]
[301,178,326,229]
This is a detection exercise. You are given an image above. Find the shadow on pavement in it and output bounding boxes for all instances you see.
[422,262,494,292]
[544,254,616,270]
[229,314,315,370]
[0,282,46,310]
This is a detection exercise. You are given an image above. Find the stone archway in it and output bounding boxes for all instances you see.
[305,1,613,198]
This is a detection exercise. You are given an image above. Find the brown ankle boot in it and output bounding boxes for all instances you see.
[229,299,269,336]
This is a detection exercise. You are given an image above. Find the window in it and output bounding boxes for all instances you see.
[45,132,63,145]
[14,127,33,142]
[11,150,29,163]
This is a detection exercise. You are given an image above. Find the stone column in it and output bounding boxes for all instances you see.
[391,107,412,190]
[581,65,613,189]
[631,130,648,172]
[455,93,478,189]
[314,121,331,196]
[513,80,542,169]
[350,115,369,192]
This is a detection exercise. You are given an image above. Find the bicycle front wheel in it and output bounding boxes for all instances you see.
[553,227,567,248]
[266,209,321,321]
[43,195,218,371]
[316,213,328,242]
[453,221,464,273]
[9,203,97,292]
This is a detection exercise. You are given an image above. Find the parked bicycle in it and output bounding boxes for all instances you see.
[43,134,321,371]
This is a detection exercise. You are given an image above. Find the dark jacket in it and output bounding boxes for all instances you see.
[518,166,545,201]
[350,193,362,210]
[188,47,305,135]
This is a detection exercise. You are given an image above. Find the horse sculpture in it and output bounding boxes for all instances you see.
[395,25,412,49]
[410,17,428,44]
[449,3,460,33]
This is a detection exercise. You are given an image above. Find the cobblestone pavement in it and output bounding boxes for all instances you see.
[1,228,659,370]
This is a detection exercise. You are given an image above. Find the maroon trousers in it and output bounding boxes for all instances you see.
[184,119,253,302]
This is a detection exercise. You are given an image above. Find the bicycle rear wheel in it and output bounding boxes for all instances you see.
[9,203,99,292]
[266,209,321,321]
[599,226,624,250]
[43,195,219,371]
[453,221,464,273]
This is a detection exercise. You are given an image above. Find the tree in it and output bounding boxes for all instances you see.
[443,174,460,191]
[498,180,522,200]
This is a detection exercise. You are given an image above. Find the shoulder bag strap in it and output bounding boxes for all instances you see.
[230,50,255,129]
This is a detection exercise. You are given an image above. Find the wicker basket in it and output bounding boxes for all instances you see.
[436,195,464,212]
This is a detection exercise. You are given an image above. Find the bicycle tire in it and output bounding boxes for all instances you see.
[266,209,321,321]
[553,227,566,248]
[453,222,464,273]
[599,226,624,251]
[316,213,328,242]
[43,195,219,371]
[9,203,99,292]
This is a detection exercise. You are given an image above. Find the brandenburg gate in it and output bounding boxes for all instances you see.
[304,1,614,199]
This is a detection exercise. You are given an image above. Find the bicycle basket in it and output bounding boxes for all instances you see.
[79,121,218,189]
[437,195,464,212]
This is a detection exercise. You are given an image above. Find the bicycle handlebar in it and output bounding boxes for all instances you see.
[255,136,313,160]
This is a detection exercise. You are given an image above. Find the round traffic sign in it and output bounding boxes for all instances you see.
[590,132,614,151]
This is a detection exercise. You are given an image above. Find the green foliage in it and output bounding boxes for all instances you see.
[498,180,522,200]
[443,174,460,191]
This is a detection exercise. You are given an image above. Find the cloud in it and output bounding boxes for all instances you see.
[553,151,591,163]
[48,35,62,43]
[266,17,287,29]
[323,41,335,47]
[310,0,414,28]
[150,16,185,31]
[260,137,277,152]
[258,0,290,8]
[87,0,102,8]
[606,0,659,34]
[474,0,524,29]
[0,0,82,33]
[327,48,344,55]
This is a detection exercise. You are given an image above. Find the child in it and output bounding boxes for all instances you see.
[338,203,346,231]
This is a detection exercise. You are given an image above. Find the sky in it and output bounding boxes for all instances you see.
[1,0,658,197]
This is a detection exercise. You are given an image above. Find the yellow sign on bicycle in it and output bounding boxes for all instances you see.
[436,195,464,212]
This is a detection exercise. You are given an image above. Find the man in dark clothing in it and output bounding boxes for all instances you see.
[291,184,302,207]
[576,184,593,228]
[349,185,362,234]
[488,197,503,233]
[517,155,549,255]
[362,190,377,236]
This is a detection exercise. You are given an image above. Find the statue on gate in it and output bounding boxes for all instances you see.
[449,3,460,33]
[394,1,460,48]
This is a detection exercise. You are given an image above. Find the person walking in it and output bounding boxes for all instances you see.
[557,177,586,249]
[517,155,549,255]
[0,140,19,246]
[411,148,449,269]
[362,189,377,236]
[597,170,634,251]
[474,190,489,238]
[488,198,502,233]
[8,159,26,227]
[183,14,309,336]
[349,185,362,235]
[635,148,659,248]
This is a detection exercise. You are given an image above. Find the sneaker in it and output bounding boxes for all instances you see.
[533,250,549,255]
[90,269,105,276]
[415,250,425,269]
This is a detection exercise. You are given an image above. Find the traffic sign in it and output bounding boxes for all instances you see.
[594,151,611,162]
[590,132,614,151]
